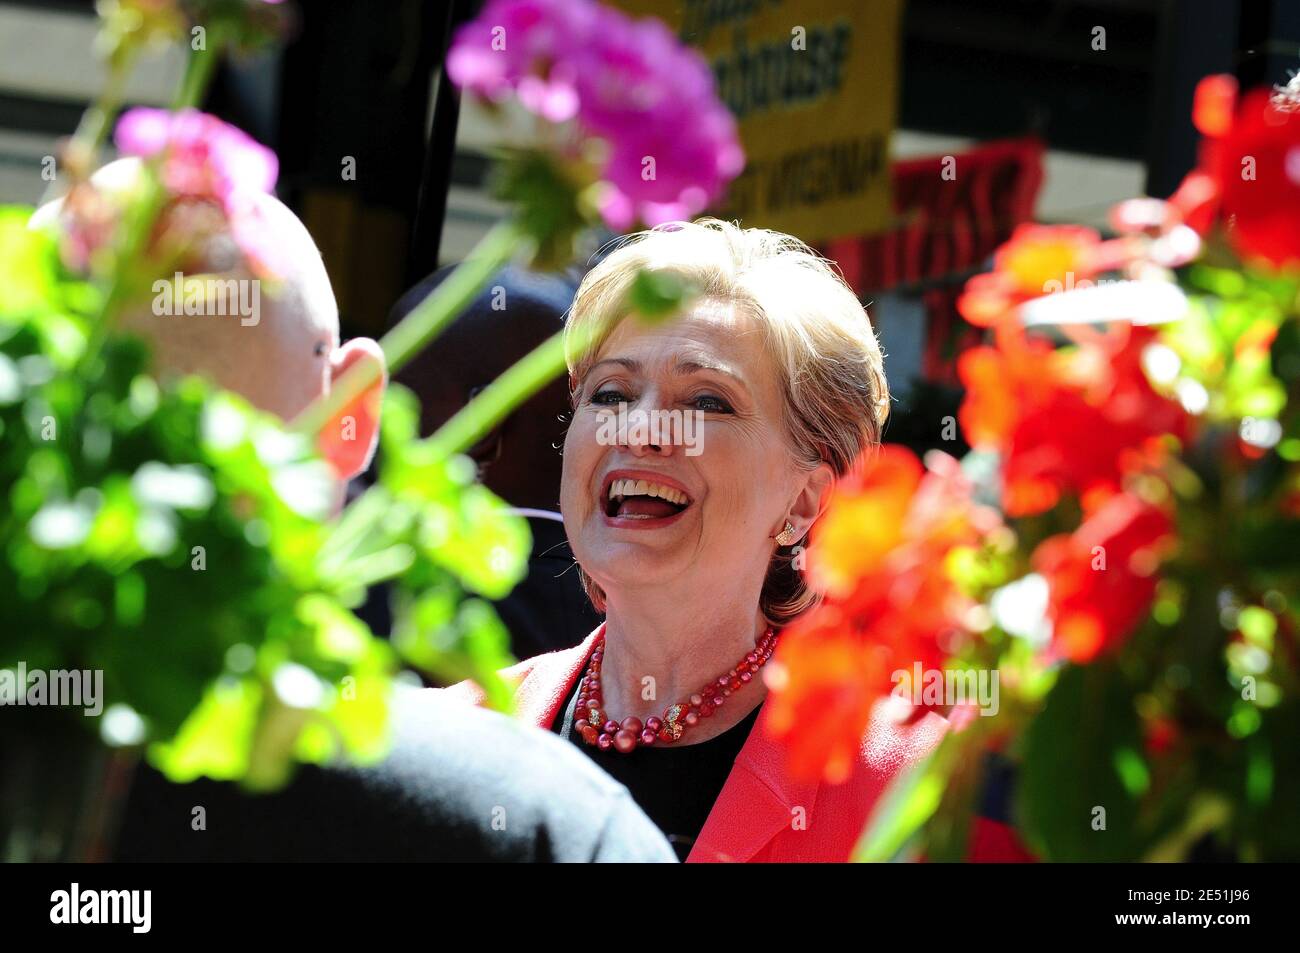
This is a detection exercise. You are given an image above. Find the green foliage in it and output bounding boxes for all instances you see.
[0,207,524,791]
[324,382,525,712]
[491,149,591,272]
[855,735,954,862]
[863,233,1300,862]
[1164,266,1296,424]
[625,270,700,324]
[1019,664,1152,860]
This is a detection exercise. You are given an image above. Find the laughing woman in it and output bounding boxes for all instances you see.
[442,219,1027,862]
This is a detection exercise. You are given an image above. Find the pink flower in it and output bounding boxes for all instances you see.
[447,0,743,230]
[115,107,281,275]
[116,107,276,201]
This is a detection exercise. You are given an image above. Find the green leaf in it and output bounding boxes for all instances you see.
[1019,663,1151,860]
[149,677,260,783]
[418,483,530,600]
[0,206,54,318]
[390,588,516,711]
[490,150,585,271]
[626,269,699,324]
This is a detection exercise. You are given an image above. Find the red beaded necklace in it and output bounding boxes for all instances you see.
[573,626,778,752]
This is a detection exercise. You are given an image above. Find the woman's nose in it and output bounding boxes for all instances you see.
[627,433,671,457]
[624,391,674,457]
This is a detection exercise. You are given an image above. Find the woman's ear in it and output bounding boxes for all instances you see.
[786,461,836,542]
[318,337,387,480]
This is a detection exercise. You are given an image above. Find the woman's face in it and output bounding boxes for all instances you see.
[562,299,809,604]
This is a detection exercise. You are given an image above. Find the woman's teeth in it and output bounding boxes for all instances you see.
[605,478,691,519]
[607,479,689,506]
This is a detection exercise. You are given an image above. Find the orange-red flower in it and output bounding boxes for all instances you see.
[1166,170,1221,237]
[1193,73,1239,138]
[957,224,1136,328]
[1109,74,1300,267]
[763,605,898,784]
[1032,492,1176,663]
[766,446,1000,783]
[806,445,923,599]
[958,324,1189,516]
[1143,715,1181,758]
[1193,75,1300,269]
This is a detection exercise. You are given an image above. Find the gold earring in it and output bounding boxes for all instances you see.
[773,519,798,546]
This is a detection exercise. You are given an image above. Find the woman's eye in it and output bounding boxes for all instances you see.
[313,342,328,357]
[692,393,733,413]
[591,388,628,405]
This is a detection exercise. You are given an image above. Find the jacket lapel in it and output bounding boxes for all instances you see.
[457,626,952,862]
[687,704,820,863]
[509,623,820,863]
[512,623,603,728]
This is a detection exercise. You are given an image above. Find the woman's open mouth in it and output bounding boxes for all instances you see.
[601,475,693,526]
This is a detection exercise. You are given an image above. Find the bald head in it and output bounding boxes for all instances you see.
[32,158,385,480]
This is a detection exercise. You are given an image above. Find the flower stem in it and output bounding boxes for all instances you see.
[420,293,608,456]
[80,54,135,151]
[292,219,529,437]
[382,220,528,376]
[425,329,568,458]
[420,292,607,459]
[171,27,223,111]
[78,169,168,369]
[77,30,225,374]
[38,47,140,208]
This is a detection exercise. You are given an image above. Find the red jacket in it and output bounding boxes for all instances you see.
[438,623,1033,862]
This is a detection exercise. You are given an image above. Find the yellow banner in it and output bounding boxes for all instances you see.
[612,0,902,243]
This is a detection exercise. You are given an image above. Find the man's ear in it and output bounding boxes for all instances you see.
[319,337,387,480]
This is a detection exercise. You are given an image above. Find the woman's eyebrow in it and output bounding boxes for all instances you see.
[585,355,750,392]
[587,357,639,375]
[674,358,744,384]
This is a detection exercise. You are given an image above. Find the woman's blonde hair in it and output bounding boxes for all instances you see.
[564,218,889,627]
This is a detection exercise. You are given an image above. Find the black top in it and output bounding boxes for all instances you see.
[551,673,764,861]
[110,688,676,862]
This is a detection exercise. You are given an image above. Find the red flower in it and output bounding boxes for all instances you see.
[1032,493,1176,663]
[763,605,897,784]
[958,225,1099,327]
[1197,76,1300,268]
[808,449,978,683]
[1193,74,1239,138]
[1166,170,1221,237]
[957,224,1139,328]
[1108,74,1300,266]
[766,447,1001,782]
[768,560,961,783]
[958,324,1189,516]
[1143,715,1181,757]
[806,445,923,599]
